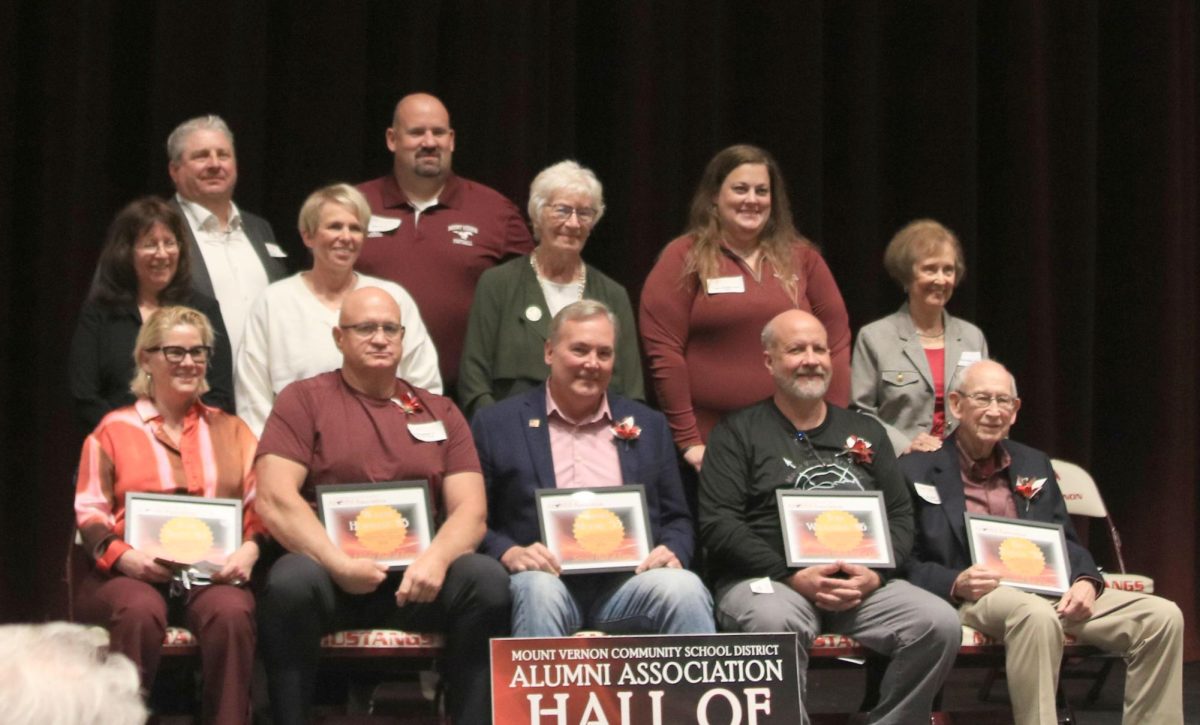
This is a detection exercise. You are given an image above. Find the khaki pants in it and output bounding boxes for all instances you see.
[960,585,1183,725]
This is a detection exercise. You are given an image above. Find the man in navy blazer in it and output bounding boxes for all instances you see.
[472,299,714,637]
[901,360,1182,725]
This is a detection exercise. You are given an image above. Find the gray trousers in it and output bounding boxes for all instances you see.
[717,578,960,725]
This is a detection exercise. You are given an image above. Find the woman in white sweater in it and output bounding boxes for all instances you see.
[235,183,440,435]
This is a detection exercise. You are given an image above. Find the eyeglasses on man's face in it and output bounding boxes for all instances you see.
[547,204,597,225]
[962,392,1018,411]
[339,322,405,339]
[147,345,212,364]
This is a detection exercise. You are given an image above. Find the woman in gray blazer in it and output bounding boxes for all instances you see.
[851,220,988,455]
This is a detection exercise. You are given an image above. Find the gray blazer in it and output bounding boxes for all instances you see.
[170,197,289,298]
[850,303,988,454]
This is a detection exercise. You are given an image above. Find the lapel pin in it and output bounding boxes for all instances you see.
[528,419,541,428]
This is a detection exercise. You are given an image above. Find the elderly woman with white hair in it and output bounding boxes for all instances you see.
[458,160,644,417]
[235,183,441,436]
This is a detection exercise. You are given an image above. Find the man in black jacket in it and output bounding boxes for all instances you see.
[901,360,1183,725]
[700,309,960,725]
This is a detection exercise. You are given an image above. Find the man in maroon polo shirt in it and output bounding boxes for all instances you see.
[356,93,533,394]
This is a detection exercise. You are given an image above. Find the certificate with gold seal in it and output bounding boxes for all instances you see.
[124,493,242,567]
[775,490,896,568]
[316,481,435,571]
[965,514,1070,595]
[536,486,652,574]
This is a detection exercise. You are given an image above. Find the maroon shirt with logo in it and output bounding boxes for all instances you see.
[356,174,533,387]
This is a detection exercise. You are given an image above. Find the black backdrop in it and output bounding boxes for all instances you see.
[2,2,1196,659]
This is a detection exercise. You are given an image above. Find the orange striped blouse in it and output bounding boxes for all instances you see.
[75,398,262,572]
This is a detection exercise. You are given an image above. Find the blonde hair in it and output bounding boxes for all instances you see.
[681,144,805,299]
[129,306,214,399]
[297,183,371,238]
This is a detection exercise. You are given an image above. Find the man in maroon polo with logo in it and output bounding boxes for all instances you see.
[356,93,533,395]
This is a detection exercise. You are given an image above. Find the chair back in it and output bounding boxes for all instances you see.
[1050,458,1107,518]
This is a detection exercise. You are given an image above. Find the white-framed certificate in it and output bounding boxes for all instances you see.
[965,513,1070,595]
[535,486,652,574]
[776,490,896,568]
[316,481,435,571]
[124,492,242,567]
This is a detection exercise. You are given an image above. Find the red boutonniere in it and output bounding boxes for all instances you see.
[1015,476,1046,509]
[611,416,642,441]
[843,435,874,464]
[397,391,424,415]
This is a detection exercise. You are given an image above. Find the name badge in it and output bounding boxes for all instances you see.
[408,421,447,442]
[913,483,942,505]
[705,276,746,294]
[264,242,288,258]
[749,577,775,594]
[368,215,402,237]
[957,351,982,367]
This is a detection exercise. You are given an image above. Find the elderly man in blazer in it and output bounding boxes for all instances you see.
[901,360,1183,725]
[471,299,714,637]
[167,115,288,350]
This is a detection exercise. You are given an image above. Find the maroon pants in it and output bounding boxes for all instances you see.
[74,569,255,725]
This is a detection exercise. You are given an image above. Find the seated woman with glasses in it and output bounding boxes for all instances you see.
[235,183,440,436]
[850,219,988,455]
[69,197,234,435]
[458,160,643,418]
[73,305,261,725]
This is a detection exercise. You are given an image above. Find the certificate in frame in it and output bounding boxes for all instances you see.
[965,513,1070,595]
[775,490,896,568]
[124,492,242,567]
[316,481,435,571]
[535,486,652,574]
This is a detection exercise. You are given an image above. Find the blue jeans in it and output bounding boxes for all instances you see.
[510,568,715,637]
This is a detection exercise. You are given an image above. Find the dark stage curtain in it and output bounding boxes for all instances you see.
[2,2,1196,658]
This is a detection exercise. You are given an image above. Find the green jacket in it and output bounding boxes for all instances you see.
[458,255,645,418]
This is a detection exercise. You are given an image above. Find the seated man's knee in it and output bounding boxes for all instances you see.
[717,583,815,639]
[449,553,511,613]
[1005,591,1063,637]
[261,553,330,613]
[510,570,570,608]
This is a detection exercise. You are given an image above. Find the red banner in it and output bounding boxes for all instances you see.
[491,633,802,724]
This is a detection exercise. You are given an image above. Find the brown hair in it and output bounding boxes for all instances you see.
[90,197,192,306]
[882,219,966,290]
[681,144,805,299]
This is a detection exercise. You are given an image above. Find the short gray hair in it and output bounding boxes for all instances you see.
[548,299,617,345]
[297,183,371,237]
[527,160,606,236]
[166,115,234,163]
[0,622,147,725]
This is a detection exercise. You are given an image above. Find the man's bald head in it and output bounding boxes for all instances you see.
[334,287,405,381]
[762,310,833,402]
[387,93,455,185]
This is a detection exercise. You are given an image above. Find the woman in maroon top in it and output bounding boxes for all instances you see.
[639,145,851,471]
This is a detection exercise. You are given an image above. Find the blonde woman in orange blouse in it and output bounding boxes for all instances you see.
[74,306,261,725]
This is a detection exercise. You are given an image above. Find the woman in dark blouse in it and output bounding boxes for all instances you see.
[69,197,234,434]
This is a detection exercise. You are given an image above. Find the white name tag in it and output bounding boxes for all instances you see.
[264,242,288,258]
[368,215,402,234]
[750,577,774,594]
[705,276,745,294]
[913,483,942,505]
[407,420,447,442]
[957,351,982,367]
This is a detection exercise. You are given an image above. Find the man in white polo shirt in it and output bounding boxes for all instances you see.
[167,114,288,349]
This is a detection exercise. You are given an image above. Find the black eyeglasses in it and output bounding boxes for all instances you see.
[339,322,405,339]
[147,345,212,363]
